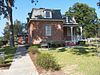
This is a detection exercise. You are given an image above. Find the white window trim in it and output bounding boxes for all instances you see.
[44,11,52,18]
[45,25,52,36]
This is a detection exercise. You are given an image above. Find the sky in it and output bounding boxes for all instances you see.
[0,0,100,36]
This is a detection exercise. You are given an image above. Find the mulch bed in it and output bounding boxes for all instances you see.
[29,52,45,74]
[0,64,11,70]
[29,52,65,75]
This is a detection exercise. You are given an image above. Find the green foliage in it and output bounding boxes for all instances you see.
[14,19,23,36]
[67,47,89,55]
[32,44,41,48]
[66,2,99,38]
[28,46,40,54]
[3,22,10,40]
[0,58,5,64]
[0,60,4,64]
[36,53,60,71]
[4,58,13,64]
[0,46,16,64]
[41,47,100,75]
[66,46,97,56]
[0,41,3,47]
[0,37,3,41]
[0,0,39,47]
[48,41,65,48]
[3,20,22,41]
[0,46,16,54]
[58,48,66,52]
[78,41,86,46]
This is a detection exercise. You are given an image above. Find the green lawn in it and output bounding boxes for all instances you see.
[0,46,16,64]
[40,46,100,75]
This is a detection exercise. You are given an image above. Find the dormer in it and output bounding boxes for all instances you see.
[66,16,76,24]
[63,15,77,24]
[29,8,62,19]
[44,11,52,18]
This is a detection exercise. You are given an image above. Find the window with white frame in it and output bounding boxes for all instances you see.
[44,11,52,18]
[45,25,52,36]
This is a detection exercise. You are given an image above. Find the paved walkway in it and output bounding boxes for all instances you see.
[0,45,39,75]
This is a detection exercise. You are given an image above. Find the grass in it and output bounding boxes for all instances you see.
[40,46,100,75]
[0,46,16,64]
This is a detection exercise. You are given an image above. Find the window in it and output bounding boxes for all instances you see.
[44,11,52,18]
[46,11,50,18]
[45,25,52,36]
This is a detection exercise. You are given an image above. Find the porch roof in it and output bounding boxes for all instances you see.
[63,23,78,27]
[29,18,64,22]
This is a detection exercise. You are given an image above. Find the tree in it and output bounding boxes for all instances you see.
[66,2,99,38]
[0,0,15,47]
[97,0,100,37]
[14,19,22,37]
[3,22,10,40]
[97,0,100,8]
[0,37,2,40]
[3,20,22,41]
[0,0,38,47]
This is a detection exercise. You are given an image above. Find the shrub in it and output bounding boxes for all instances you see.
[0,53,5,64]
[49,41,65,48]
[0,41,3,47]
[0,46,16,64]
[0,58,4,64]
[36,53,60,71]
[78,41,86,46]
[58,48,66,52]
[4,58,13,64]
[28,46,40,54]
[32,44,41,48]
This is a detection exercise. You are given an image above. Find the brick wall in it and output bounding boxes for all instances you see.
[28,20,64,44]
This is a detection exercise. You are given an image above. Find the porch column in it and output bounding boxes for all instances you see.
[80,26,82,40]
[70,26,73,42]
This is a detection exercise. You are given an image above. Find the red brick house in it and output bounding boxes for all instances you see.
[27,8,82,45]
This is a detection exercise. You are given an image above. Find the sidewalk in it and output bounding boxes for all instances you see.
[0,45,39,75]
[0,70,8,75]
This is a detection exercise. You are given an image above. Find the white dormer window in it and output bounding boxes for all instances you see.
[66,17,68,23]
[44,11,52,18]
[66,16,77,24]
[72,16,76,23]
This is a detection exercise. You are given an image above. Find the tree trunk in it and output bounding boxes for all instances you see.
[7,0,14,47]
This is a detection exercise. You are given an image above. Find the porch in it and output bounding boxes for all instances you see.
[63,24,83,44]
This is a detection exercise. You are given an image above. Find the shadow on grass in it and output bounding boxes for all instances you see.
[73,47,89,55]
[71,47,97,55]
[0,46,17,65]
[58,48,66,52]
[49,48,57,50]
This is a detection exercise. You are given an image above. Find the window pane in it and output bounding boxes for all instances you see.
[46,11,50,18]
[45,25,51,36]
